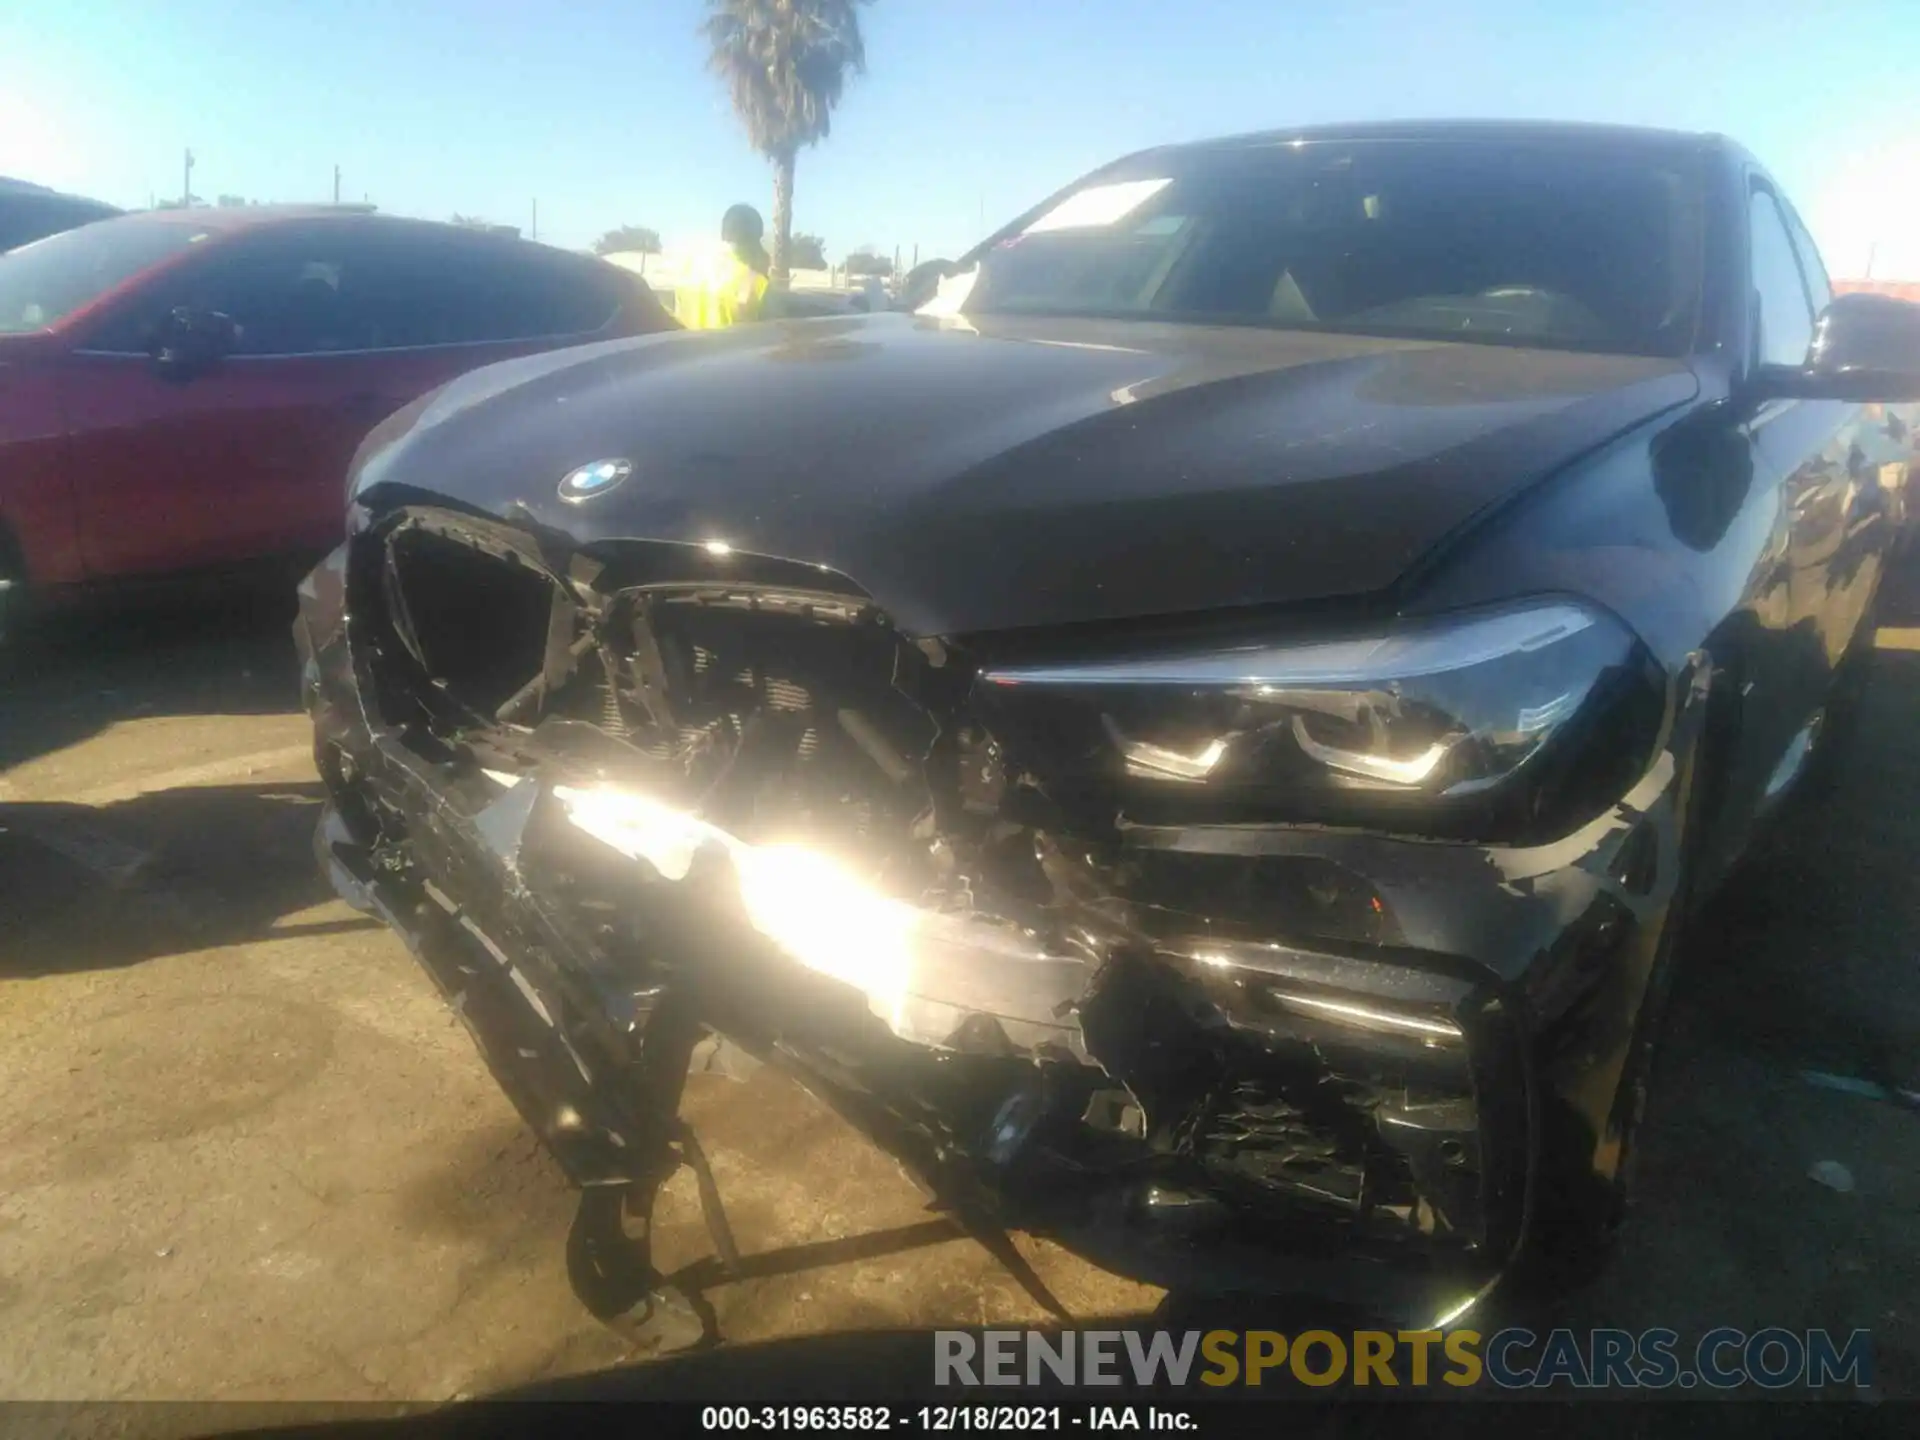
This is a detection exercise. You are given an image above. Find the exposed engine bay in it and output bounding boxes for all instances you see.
[299,503,1690,1338]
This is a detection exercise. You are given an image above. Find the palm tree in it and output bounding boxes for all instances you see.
[702,0,872,283]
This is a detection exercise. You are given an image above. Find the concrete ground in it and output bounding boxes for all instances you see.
[1,575,1916,1405]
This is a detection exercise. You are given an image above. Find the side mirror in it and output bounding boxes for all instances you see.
[150,306,238,380]
[1763,293,1920,403]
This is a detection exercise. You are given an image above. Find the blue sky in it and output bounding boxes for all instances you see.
[3,0,1915,274]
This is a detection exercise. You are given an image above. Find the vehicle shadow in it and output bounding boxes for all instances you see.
[0,575,302,774]
[0,780,377,977]
[1680,639,1920,1078]
[1878,540,1920,627]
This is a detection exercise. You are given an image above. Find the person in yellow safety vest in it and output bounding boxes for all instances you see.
[675,203,772,330]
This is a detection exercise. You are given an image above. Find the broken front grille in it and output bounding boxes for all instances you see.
[590,585,943,857]
[367,509,958,879]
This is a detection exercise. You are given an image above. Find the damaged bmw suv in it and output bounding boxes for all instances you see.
[296,121,1920,1337]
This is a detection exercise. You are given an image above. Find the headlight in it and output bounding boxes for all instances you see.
[973,599,1666,841]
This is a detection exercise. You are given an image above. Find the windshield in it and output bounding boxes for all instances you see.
[941,141,1707,357]
[0,218,208,334]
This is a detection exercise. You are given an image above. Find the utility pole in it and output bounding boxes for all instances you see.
[182,148,194,208]
[1865,242,1878,280]
[333,165,341,205]
[531,199,538,241]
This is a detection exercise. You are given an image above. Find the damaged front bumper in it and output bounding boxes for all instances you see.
[296,505,1700,1328]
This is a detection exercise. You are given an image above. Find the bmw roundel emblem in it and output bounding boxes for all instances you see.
[558,458,634,503]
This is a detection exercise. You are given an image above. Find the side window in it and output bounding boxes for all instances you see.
[1780,198,1833,314]
[346,238,620,348]
[1749,189,1815,368]
[87,230,622,354]
[456,246,622,341]
[90,233,378,356]
[208,248,371,355]
[334,238,477,348]
[527,256,623,336]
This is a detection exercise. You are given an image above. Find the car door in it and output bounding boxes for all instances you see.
[1782,202,1901,659]
[1705,178,1910,850]
[1744,185,1887,699]
[61,225,395,578]
[60,226,637,578]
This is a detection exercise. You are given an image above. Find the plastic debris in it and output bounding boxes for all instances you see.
[1801,1069,1888,1100]
[1800,1069,1920,1112]
[1808,1160,1856,1193]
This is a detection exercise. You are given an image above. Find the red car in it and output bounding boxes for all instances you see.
[0,206,674,638]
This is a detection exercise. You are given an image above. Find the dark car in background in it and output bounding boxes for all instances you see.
[0,176,122,254]
[0,206,675,640]
[296,121,1920,1336]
